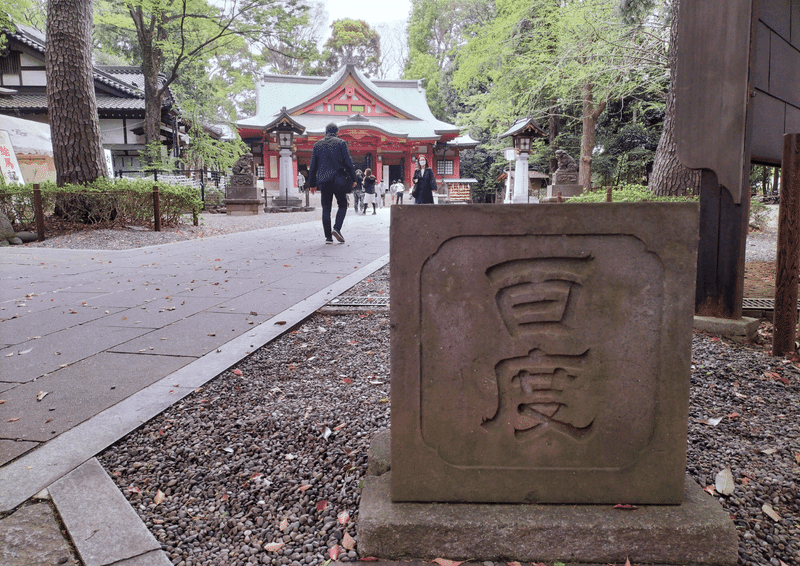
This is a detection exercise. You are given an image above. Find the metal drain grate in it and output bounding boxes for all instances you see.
[329,295,390,307]
[742,298,800,310]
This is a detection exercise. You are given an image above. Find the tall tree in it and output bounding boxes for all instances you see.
[323,18,381,77]
[94,0,306,166]
[46,0,107,185]
[455,0,668,189]
[620,0,700,196]
[404,0,492,120]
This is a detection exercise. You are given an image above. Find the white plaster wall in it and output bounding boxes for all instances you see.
[19,53,41,66]
[100,119,126,144]
[21,69,46,86]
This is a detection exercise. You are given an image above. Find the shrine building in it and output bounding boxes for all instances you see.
[236,64,478,201]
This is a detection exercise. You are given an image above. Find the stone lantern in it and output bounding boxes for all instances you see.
[265,107,305,209]
[499,117,547,204]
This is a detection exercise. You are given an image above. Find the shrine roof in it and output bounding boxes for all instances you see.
[238,64,461,141]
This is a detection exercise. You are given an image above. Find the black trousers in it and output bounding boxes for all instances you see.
[320,182,348,240]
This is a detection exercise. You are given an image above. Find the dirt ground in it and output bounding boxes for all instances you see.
[744,261,778,298]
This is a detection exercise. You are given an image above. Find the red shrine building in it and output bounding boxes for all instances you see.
[236,64,478,200]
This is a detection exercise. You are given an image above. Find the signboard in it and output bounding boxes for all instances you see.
[0,130,24,184]
[104,149,115,179]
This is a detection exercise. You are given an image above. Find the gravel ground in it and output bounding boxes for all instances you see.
[21,196,323,251]
[96,260,800,566]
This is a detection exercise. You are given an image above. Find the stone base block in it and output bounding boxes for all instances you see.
[694,315,759,341]
[544,183,583,202]
[357,472,738,565]
[223,199,264,216]
[273,197,303,208]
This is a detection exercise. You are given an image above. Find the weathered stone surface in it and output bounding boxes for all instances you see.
[367,428,391,477]
[390,203,699,503]
[0,502,74,566]
[357,472,738,565]
[694,315,760,340]
[545,182,583,201]
[49,458,162,566]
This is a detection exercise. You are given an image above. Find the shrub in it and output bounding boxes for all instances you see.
[0,178,201,229]
[568,184,699,204]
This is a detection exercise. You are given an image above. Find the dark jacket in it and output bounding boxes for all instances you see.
[363,175,376,194]
[308,133,357,190]
[413,168,435,204]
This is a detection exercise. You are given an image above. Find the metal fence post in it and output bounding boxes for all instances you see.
[153,184,161,232]
[33,183,45,241]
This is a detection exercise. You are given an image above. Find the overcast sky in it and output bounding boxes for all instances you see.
[322,0,411,27]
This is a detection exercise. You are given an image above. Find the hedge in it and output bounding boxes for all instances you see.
[0,178,202,229]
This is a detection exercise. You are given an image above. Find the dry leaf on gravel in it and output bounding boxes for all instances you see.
[154,490,165,505]
[279,517,289,531]
[232,369,242,376]
[328,545,340,560]
[704,485,715,495]
[337,510,350,525]
[761,447,778,455]
[697,416,723,427]
[298,485,312,492]
[715,467,735,495]
[265,542,284,552]
[316,500,328,512]
[342,531,356,550]
[763,502,782,522]
[432,559,463,566]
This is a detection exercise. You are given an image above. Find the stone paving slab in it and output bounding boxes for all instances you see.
[100,296,228,329]
[0,381,16,394]
[204,289,299,316]
[0,324,153,383]
[108,311,271,356]
[0,252,389,513]
[0,352,195,442]
[50,458,165,566]
[0,439,39,467]
[0,502,76,566]
[0,305,127,346]
[53,286,167,309]
[113,551,173,565]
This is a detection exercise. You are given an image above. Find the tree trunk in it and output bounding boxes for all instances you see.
[45,0,106,186]
[649,0,701,196]
[579,81,605,190]
[548,103,560,175]
[131,7,166,167]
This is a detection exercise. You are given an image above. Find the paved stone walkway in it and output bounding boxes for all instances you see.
[0,211,390,565]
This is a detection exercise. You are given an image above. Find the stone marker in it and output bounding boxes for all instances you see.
[223,153,264,215]
[389,203,699,504]
[543,149,583,202]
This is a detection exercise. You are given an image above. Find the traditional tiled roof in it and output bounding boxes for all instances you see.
[0,93,146,111]
[238,64,462,142]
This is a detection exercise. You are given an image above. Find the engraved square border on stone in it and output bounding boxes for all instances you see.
[390,203,699,504]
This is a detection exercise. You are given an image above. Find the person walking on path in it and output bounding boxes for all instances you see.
[389,180,398,205]
[362,169,378,215]
[412,155,436,204]
[353,169,365,214]
[297,170,306,192]
[308,123,357,243]
[376,179,386,208]
[395,180,405,204]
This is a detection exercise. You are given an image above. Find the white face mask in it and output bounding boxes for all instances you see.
[419,159,426,167]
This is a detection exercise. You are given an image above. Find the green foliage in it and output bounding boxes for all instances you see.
[568,183,697,203]
[0,178,201,228]
[323,19,381,77]
[749,200,771,231]
[181,124,248,172]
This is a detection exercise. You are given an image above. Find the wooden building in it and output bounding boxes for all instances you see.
[0,22,189,173]
[237,64,479,196]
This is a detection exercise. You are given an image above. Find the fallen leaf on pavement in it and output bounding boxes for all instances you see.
[8,417,20,422]
[613,504,638,510]
[432,559,462,566]
[36,391,48,401]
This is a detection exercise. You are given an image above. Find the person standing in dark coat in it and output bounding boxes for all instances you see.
[308,123,357,243]
[412,155,436,204]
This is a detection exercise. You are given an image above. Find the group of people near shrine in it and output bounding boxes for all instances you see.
[307,122,437,244]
